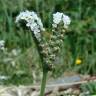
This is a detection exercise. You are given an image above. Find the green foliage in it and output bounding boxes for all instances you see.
[0,0,96,85]
[80,82,96,95]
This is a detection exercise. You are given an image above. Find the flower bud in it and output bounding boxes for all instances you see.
[41,50,48,56]
[39,44,45,48]
[49,40,56,47]
[49,54,56,61]
[62,29,65,33]
[47,63,54,71]
[57,34,64,40]
[44,59,51,65]
[55,40,63,45]
[53,46,60,53]
[39,43,48,48]
[50,35,57,40]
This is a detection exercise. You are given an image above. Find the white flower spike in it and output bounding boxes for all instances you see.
[16,10,45,41]
[53,12,71,28]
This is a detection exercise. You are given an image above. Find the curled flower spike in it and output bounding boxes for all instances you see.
[52,12,71,28]
[16,10,45,41]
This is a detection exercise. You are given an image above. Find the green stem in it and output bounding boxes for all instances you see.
[40,70,48,96]
[31,31,48,96]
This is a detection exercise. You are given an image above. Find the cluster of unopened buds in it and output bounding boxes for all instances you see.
[16,10,71,71]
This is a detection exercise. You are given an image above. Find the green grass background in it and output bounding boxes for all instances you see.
[0,0,96,85]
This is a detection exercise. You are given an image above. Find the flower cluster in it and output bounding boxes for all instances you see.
[16,10,45,41]
[0,40,5,51]
[16,11,71,70]
[52,12,71,28]
[15,11,71,96]
[41,12,71,69]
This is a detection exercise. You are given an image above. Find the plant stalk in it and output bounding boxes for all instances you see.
[40,70,48,96]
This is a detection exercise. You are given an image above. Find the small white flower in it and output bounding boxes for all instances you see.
[16,10,45,41]
[0,40,5,50]
[52,12,71,28]
[52,24,57,28]
[63,14,71,28]
[0,75,10,80]
[53,12,63,24]
[11,61,16,67]
[11,48,21,56]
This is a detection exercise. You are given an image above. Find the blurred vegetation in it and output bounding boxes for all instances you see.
[80,82,96,94]
[0,0,96,84]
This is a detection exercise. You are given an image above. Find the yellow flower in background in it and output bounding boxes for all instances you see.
[75,58,82,65]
